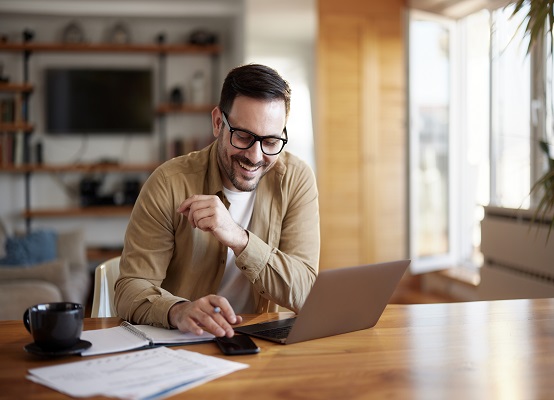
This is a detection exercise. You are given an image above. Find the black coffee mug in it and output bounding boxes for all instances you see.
[23,302,83,350]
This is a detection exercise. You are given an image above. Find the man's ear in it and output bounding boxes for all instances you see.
[212,107,223,138]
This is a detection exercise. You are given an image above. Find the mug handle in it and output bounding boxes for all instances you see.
[23,308,31,333]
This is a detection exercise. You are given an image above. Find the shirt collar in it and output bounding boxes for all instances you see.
[207,140,224,196]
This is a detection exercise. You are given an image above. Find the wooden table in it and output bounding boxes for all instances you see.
[1,298,553,399]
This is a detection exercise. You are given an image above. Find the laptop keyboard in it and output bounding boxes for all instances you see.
[254,325,293,340]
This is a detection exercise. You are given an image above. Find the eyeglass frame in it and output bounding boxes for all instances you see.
[221,111,288,156]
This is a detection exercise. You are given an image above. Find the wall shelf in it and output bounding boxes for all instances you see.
[0,122,33,132]
[0,83,33,93]
[1,36,220,234]
[0,163,158,173]
[23,206,134,218]
[0,42,221,55]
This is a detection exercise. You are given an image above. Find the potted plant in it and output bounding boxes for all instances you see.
[531,140,554,237]
[510,0,554,238]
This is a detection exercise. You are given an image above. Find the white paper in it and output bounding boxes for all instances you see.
[27,347,248,400]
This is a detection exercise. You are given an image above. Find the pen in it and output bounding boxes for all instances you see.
[214,306,221,314]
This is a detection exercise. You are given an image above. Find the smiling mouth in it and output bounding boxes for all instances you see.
[238,160,262,173]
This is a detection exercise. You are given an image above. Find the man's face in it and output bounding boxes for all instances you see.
[212,96,287,192]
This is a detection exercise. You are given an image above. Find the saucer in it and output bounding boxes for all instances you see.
[24,339,92,357]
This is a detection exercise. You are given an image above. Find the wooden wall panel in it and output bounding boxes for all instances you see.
[317,0,407,270]
[317,16,363,269]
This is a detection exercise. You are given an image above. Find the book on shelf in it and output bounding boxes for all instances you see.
[0,97,30,167]
[13,132,24,166]
[167,136,202,158]
[80,321,215,356]
[0,130,26,167]
[167,138,184,158]
[0,98,15,123]
[0,132,13,167]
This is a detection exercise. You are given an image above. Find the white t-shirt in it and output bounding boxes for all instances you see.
[217,187,257,313]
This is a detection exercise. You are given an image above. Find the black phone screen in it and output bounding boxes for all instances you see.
[215,335,260,355]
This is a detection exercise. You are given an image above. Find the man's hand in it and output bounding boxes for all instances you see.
[169,295,243,337]
[177,194,248,255]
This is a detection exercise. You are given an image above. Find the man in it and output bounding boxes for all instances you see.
[114,64,320,338]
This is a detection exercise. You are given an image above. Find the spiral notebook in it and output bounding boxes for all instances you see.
[80,321,215,356]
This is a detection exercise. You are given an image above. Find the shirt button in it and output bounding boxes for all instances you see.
[241,266,247,270]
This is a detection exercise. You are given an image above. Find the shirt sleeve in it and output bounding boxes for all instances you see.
[114,167,187,328]
[235,160,320,313]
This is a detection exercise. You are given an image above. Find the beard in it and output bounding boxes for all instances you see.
[217,136,275,192]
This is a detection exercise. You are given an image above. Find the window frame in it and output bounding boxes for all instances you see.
[408,5,537,274]
[408,10,462,274]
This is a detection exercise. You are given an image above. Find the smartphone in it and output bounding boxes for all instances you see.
[215,335,260,355]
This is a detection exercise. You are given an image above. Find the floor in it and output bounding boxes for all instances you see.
[390,273,460,304]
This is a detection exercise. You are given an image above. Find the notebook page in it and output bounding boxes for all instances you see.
[80,323,215,356]
[80,325,150,356]
[133,324,214,344]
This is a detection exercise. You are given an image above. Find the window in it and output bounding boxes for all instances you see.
[490,6,531,208]
[408,5,532,273]
[409,12,453,273]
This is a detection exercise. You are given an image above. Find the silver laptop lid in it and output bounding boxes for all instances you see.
[285,259,410,344]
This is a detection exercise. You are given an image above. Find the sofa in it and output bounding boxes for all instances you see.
[0,228,90,320]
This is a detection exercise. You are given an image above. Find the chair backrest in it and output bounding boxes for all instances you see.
[90,256,121,318]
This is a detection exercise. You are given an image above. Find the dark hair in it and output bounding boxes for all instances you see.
[218,64,291,118]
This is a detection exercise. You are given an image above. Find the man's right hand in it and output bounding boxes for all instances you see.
[168,295,243,338]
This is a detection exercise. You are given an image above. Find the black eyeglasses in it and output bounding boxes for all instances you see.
[221,111,288,156]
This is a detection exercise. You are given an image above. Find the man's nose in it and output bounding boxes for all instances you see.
[244,141,264,162]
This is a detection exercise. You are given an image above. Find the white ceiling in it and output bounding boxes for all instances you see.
[245,0,510,43]
[409,0,512,19]
[0,0,243,17]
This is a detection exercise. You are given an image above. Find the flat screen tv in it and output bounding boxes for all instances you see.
[45,68,153,134]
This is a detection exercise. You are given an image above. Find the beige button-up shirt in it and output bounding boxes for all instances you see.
[114,141,320,328]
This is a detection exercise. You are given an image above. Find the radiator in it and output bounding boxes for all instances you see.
[478,206,554,300]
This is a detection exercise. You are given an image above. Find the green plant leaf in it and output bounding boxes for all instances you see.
[510,1,554,242]
[509,0,554,54]
[530,168,554,241]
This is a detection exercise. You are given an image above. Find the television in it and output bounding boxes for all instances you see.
[45,68,153,134]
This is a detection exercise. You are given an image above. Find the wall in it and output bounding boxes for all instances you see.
[243,0,316,170]
[0,0,244,250]
[478,206,554,300]
[317,0,407,269]
[1,0,408,271]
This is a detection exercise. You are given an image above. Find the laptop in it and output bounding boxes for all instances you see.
[235,259,410,344]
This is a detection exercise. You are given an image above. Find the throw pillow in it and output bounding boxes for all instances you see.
[0,230,58,267]
[0,218,8,258]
